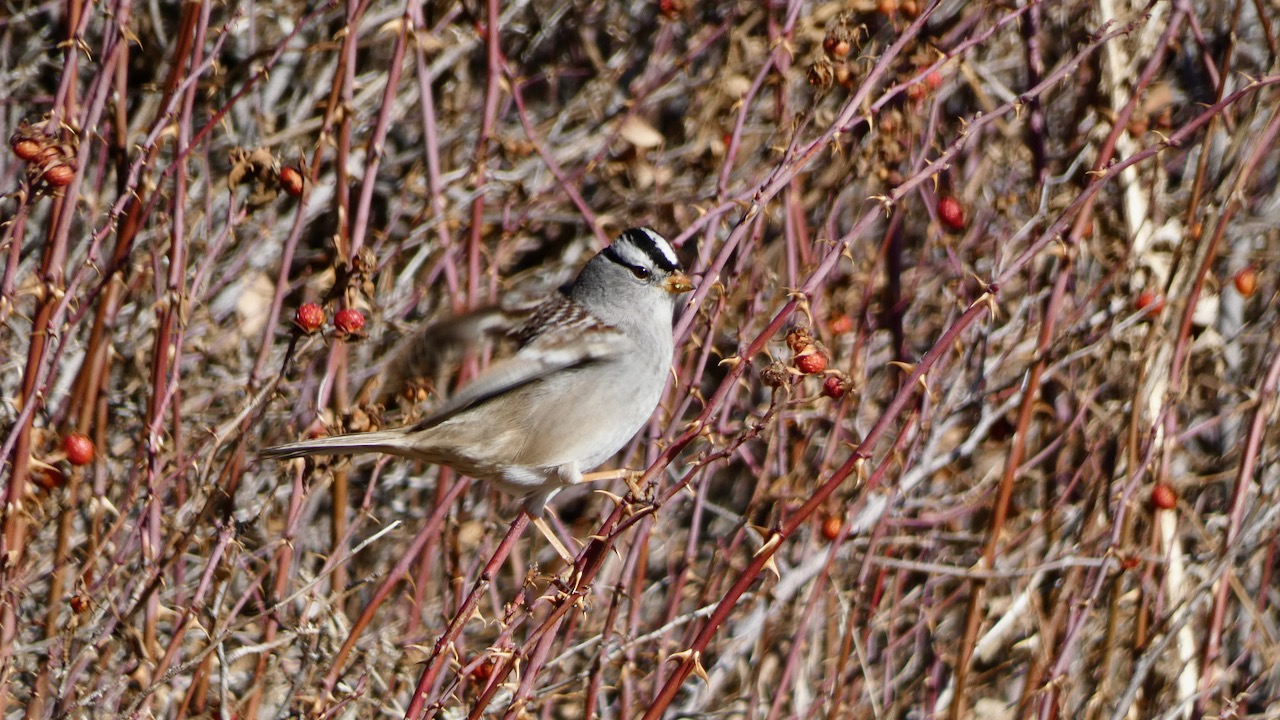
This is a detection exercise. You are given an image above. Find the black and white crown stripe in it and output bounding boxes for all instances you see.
[607,227,682,274]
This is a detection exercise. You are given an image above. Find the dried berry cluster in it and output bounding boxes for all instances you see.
[9,120,77,194]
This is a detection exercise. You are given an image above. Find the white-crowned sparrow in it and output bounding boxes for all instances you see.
[262,227,693,514]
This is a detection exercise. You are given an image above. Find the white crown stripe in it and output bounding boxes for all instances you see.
[624,227,680,271]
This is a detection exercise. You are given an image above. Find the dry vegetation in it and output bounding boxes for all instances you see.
[2,0,1280,717]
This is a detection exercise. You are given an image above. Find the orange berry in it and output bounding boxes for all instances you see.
[823,35,851,61]
[834,63,853,90]
[42,163,75,188]
[279,166,304,198]
[69,594,90,613]
[1151,483,1176,510]
[64,432,94,466]
[828,314,854,335]
[820,514,843,541]
[31,466,66,490]
[1233,266,1257,298]
[1136,289,1165,314]
[11,137,42,162]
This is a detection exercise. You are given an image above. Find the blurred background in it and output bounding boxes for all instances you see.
[1,1,1278,717]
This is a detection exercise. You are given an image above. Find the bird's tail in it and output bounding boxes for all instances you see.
[260,429,416,461]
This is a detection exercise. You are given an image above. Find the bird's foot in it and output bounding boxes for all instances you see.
[580,467,646,499]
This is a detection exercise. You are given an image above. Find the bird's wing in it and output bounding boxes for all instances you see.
[412,295,629,430]
[375,302,527,404]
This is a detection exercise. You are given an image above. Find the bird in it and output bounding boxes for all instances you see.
[262,227,693,516]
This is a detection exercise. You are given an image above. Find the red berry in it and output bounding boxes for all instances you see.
[925,70,943,90]
[64,432,94,466]
[834,63,853,90]
[470,658,497,683]
[31,466,66,490]
[11,137,42,162]
[820,514,843,541]
[1233,266,1257,298]
[69,594,90,613]
[658,0,684,19]
[295,303,325,333]
[795,349,827,375]
[334,307,365,334]
[42,163,75,188]
[822,375,848,399]
[938,196,965,231]
[279,166,304,198]
[1136,289,1165,314]
[1151,483,1176,510]
[828,314,854,335]
[823,35,851,61]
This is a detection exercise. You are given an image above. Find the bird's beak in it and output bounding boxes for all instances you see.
[663,272,694,294]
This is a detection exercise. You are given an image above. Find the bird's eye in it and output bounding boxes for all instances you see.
[630,265,652,280]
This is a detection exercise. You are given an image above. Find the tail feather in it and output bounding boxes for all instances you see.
[261,429,416,461]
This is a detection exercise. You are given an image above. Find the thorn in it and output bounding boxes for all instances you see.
[753,530,783,560]
[887,360,915,376]
[854,456,868,485]
[868,194,894,215]
[593,489,625,507]
[968,287,1000,319]
[786,290,813,325]
[762,553,780,581]
[668,649,709,685]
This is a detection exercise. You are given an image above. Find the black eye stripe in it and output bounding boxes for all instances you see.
[602,246,653,280]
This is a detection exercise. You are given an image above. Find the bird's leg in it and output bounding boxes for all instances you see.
[520,485,576,565]
[531,516,576,566]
